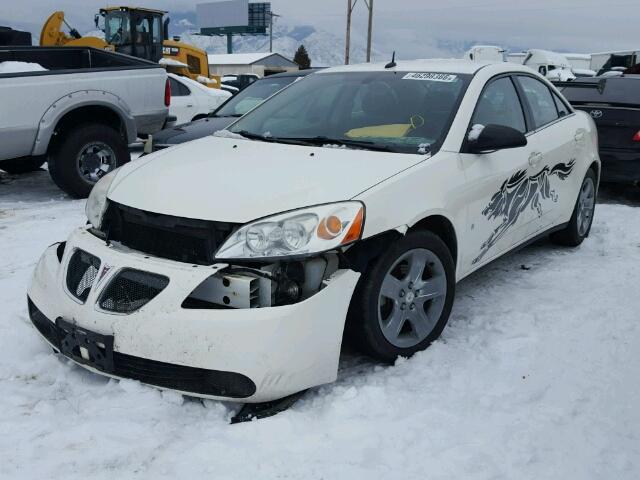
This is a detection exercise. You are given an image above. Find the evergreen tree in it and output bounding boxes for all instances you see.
[293,45,311,70]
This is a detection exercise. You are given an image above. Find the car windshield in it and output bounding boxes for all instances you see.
[215,76,298,118]
[229,71,471,154]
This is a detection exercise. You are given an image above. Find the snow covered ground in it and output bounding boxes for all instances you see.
[1,170,639,479]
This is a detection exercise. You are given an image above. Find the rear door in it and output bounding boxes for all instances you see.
[169,76,196,125]
[514,75,584,232]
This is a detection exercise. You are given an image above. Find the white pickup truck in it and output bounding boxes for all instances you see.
[0,46,169,197]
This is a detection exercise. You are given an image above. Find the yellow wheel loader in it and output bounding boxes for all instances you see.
[40,8,220,88]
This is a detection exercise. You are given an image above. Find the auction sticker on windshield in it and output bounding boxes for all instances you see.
[402,72,457,82]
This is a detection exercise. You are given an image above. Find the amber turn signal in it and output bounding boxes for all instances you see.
[341,208,364,245]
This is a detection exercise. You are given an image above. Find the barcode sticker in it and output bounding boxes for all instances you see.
[402,72,457,82]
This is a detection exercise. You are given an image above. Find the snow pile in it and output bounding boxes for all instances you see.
[0,172,639,479]
[0,61,47,74]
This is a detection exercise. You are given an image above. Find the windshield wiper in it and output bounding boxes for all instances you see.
[235,130,316,146]
[235,130,274,141]
[275,136,394,152]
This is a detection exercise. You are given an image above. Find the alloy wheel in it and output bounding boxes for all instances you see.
[577,177,595,236]
[378,248,447,349]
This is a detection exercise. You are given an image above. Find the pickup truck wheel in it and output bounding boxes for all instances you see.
[0,157,45,174]
[346,231,456,363]
[550,169,597,246]
[49,124,130,198]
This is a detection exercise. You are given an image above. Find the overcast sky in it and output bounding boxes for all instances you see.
[3,0,639,58]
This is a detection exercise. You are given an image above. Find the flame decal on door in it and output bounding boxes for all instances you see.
[473,160,576,265]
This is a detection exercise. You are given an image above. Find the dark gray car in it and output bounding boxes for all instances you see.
[148,69,318,151]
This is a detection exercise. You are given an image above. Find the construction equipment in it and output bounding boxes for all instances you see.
[40,8,220,88]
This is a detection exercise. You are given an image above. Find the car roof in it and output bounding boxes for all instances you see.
[319,59,531,76]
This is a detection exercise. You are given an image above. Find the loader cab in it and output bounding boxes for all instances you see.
[100,7,166,62]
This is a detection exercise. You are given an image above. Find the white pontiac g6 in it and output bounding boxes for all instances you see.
[28,60,600,404]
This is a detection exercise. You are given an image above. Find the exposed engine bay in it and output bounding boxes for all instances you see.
[182,254,341,309]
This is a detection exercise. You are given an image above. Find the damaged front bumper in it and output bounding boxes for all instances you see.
[27,228,360,403]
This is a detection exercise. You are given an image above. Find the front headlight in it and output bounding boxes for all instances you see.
[85,169,119,228]
[216,201,365,260]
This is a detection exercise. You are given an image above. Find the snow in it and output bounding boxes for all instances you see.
[212,129,246,140]
[159,57,189,68]
[0,61,47,74]
[468,123,485,141]
[1,171,639,479]
[417,142,431,154]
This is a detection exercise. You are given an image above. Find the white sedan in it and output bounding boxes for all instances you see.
[167,73,231,126]
[27,60,599,407]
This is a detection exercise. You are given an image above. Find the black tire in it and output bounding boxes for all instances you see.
[346,230,456,363]
[0,156,45,174]
[550,168,597,247]
[48,123,130,198]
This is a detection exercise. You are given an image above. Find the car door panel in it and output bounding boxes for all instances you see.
[458,75,538,272]
[514,76,583,235]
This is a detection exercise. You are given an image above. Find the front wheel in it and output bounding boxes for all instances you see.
[550,169,597,246]
[48,124,130,198]
[346,231,456,362]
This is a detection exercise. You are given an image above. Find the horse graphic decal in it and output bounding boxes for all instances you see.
[473,159,576,265]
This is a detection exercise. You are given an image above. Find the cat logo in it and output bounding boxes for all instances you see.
[589,110,603,119]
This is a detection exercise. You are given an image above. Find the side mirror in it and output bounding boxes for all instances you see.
[467,124,527,153]
[539,65,547,76]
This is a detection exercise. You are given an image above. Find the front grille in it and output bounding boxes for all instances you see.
[66,249,101,302]
[99,268,169,313]
[27,297,256,398]
[101,202,238,265]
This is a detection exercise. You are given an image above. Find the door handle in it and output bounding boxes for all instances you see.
[186,104,194,108]
[528,152,543,167]
[574,129,585,142]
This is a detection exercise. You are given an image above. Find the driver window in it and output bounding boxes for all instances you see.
[472,77,526,133]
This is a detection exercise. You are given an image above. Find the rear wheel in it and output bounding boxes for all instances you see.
[48,124,130,198]
[550,169,597,246]
[347,231,456,362]
[0,156,45,174]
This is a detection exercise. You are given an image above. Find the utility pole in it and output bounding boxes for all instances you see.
[365,0,373,62]
[268,11,281,53]
[345,0,358,65]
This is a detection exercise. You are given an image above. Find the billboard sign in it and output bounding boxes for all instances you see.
[197,0,269,36]
[197,0,249,29]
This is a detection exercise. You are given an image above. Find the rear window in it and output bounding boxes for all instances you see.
[560,78,640,105]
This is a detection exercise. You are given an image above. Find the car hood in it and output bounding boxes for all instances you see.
[109,136,424,223]
[153,116,237,145]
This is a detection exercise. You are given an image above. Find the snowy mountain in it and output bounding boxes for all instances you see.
[175,22,385,67]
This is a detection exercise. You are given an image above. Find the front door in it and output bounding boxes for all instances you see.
[458,75,535,272]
